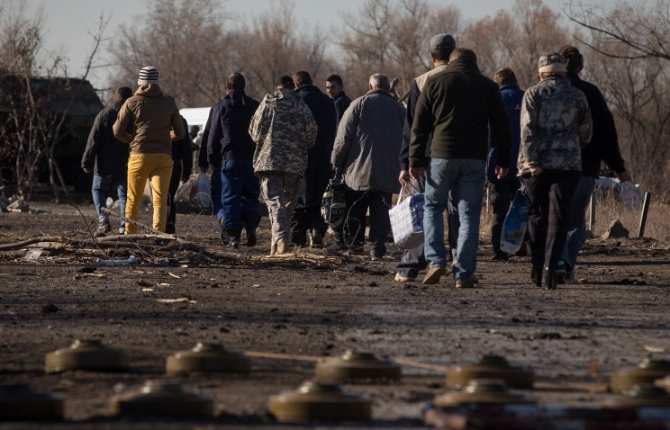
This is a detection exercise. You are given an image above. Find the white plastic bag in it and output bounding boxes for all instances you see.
[389,182,424,249]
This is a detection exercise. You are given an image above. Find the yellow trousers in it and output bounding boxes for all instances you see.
[125,153,173,234]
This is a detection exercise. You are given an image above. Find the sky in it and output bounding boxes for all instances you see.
[23,0,576,88]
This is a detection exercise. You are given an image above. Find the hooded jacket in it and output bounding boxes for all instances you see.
[249,90,317,175]
[113,84,186,155]
[332,89,404,194]
[206,90,260,166]
[487,84,524,182]
[410,59,512,168]
[81,101,129,177]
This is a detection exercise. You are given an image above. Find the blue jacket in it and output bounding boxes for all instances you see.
[487,84,523,182]
[206,90,259,166]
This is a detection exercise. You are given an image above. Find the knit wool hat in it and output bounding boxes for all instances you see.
[138,66,159,85]
[538,53,567,74]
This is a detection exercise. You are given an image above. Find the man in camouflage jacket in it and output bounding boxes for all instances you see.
[249,77,318,256]
[519,53,592,289]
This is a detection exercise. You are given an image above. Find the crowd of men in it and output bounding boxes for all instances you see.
[81,33,629,289]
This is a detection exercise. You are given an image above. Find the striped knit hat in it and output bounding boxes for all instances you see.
[137,66,159,85]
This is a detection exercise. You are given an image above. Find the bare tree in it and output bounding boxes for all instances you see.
[460,0,569,88]
[566,1,670,195]
[109,0,233,106]
[567,0,670,61]
[338,0,461,96]
[0,2,107,201]
[237,0,331,96]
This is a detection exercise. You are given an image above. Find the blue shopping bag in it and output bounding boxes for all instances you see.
[500,188,529,255]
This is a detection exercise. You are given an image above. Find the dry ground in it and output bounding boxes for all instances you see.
[1,201,670,429]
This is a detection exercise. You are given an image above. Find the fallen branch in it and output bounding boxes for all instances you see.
[0,236,62,252]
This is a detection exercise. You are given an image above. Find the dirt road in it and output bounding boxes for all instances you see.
[1,204,669,428]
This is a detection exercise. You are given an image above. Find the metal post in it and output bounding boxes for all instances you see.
[637,192,651,239]
[587,193,596,234]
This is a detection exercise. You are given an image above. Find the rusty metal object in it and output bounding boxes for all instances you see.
[609,384,670,408]
[166,342,251,376]
[446,355,534,389]
[0,384,63,421]
[315,350,401,383]
[110,380,213,418]
[610,358,670,393]
[268,381,372,423]
[434,379,533,407]
[45,339,129,373]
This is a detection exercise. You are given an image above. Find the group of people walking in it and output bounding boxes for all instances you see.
[82,32,628,288]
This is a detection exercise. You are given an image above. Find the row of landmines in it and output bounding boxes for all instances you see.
[4,339,670,427]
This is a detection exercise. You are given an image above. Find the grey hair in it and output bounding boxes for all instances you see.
[368,73,390,91]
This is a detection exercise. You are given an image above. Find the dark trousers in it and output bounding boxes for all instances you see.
[217,160,261,233]
[346,190,391,254]
[292,206,327,245]
[166,164,182,234]
[490,177,520,255]
[525,170,580,271]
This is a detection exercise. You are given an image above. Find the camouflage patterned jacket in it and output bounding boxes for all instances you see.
[249,90,317,175]
[518,76,592,174]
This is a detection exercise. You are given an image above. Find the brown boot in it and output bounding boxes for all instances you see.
[275,239,289,256]
[422,266,446,285]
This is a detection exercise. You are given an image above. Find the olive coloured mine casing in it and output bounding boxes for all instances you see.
[434,379,534,407]
[315,350,402,384]
[608,384,670,408]
[166,342,251,376]
[0,384,64,421]
[268,381,372,423]
[446,355,534,389]
[610,358,670,394]
[45,339,130,373]
[110,380,213,418]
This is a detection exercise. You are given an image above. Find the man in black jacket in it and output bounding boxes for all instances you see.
[205,73,261,247]
[558,46,630,281]
[166,115,193,234]
[81,86,133,236]
[325,74,351,124]
[410,48,512,288]
[396,33,455,282]
[292,71,338,247]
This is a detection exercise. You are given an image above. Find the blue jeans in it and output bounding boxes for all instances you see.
[92,174,126,228]
[424,159,485,280]
[561,176,596,269]
[217,160,261,232]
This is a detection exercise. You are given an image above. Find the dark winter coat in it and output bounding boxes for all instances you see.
[332,90,404,194]
[410,59,512,168]
[487,84,524,182]
[333,92,351,124]
[206,91,260,166]
[81,101,129,178]
[172,117,193,181]
[295,84,338,207]
[568,74,625,177]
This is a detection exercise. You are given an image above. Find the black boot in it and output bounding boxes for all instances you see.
[531,265,543,288]
[220,223,240,249]
[543,267,558,290]
[245,229,257,247]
